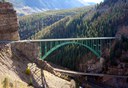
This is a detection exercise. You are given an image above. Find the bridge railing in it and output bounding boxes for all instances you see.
[0,37,116,43]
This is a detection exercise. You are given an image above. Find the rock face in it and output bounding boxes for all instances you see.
[12,42,40,61]
[0,43,72,88]
[0,2,19,40]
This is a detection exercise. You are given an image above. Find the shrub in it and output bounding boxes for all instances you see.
[115,49,122,58]
[3,77,9,88]
[25,67,31,75]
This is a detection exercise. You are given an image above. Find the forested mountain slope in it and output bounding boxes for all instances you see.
[33,0,128,39]
[19,6,94,39]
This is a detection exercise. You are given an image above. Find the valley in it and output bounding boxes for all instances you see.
[0,0,128,88]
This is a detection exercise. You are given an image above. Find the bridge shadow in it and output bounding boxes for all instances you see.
[10,46,42,87]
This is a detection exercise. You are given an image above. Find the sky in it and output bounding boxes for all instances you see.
[79,0,104,3]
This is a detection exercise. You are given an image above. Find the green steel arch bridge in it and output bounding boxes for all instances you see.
[1,37,116,60]
[39,37,116,60]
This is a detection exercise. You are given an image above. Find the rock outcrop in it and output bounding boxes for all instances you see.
[0,2,19,40]
[11,42,40,61]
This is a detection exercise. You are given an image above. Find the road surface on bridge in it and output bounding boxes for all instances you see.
[0,37,116,43]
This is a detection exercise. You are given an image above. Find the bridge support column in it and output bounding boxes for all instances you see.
[40,42,43,58]
[44,42,47,54]
[98,39,102,56]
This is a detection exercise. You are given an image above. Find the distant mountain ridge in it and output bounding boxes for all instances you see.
[7,0,96,15]
[30,0,128,39]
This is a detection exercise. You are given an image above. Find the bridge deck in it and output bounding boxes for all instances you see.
[54,68,128,78]
[0,37,116,43]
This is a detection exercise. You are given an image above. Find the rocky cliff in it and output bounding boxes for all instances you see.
[0,2,19,40]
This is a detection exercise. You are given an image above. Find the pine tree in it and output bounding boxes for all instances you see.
[2,0,5,3]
